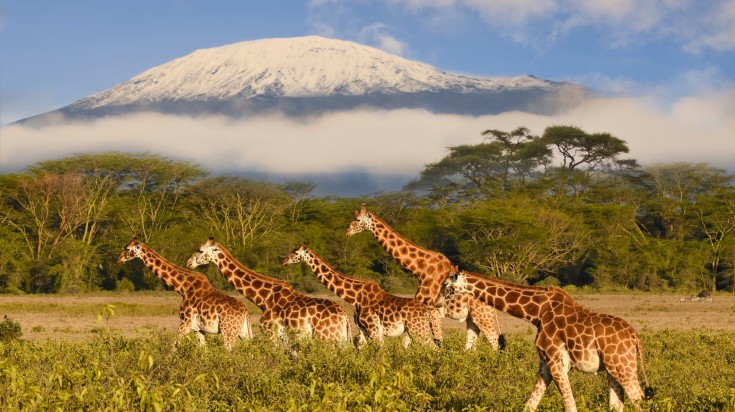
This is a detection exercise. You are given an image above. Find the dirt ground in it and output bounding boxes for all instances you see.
[2,292,734,342]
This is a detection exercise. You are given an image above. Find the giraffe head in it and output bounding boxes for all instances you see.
[345,204,374,237]
[186,237,220,269]
[441,267,469,302]
[116,237,144,264]
[282,244,311,266]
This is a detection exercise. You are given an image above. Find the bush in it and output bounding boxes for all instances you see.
[0,316,22,342]
[115,277,136,292]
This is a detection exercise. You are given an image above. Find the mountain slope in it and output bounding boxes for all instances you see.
[19,36,587,123]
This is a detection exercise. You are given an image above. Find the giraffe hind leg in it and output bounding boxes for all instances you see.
[608,374,625,412]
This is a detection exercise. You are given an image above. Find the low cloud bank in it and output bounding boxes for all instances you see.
[1,90,733,194]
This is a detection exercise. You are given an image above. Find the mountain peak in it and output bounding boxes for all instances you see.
[72,36,558,109]
[17,36,585,124]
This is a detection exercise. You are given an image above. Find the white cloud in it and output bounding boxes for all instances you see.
[389,0,735,53]
[358,23,409,55]
[2,89,733,187]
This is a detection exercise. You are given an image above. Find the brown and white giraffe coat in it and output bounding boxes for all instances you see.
[116,238,252,351]
[186,237,351,342]
[283,244,442,349]
[346,204,502,350]
[443,270,654,412]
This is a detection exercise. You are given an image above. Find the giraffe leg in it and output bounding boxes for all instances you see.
[404,319,435,350]
[430,307,444,344]
[608,374,625,412]
[195,331,206,347]
[222,330,237,352]
[401,333,412,349]
[468,298,502,351]
[175,313,195,349]
[606,360,646,411]
[524,358,552,412]
[464,319,480,351]
[359,309,384,345]
[547,352,576,412]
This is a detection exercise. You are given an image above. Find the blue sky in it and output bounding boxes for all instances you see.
[2,0,733,123]
[1,1,733,193]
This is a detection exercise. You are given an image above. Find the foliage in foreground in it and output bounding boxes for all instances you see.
[1,329,734,411]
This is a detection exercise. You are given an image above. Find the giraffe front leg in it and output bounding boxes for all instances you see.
[430,307,444,347]
[360,310,384,345]
[546,352,576,412]
[259,310,282,344]
[401,333,412,349]
[175,313,197,351]
[468,299,502,350]
[524,358,552,412]
[195,331,206,347]
[464,319,480,351]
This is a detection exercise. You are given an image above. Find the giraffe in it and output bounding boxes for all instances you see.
[283,244,442,350]
[346,204,502,350]
[186,237,351,343]
[116,238,252,351]
[442,269,655,412]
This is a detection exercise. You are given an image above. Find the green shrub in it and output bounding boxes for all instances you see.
[115,277,136,292]
[0,316,22,342]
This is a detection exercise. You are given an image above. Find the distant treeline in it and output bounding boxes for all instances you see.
[1,125,733,294]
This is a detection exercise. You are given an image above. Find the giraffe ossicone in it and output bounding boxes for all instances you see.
[283,243,441,350]
[346,204,503,351]
[186,237,352,343]
[116,237,252,352]
[442,270,654,412]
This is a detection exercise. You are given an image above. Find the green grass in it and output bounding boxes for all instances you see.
[1,329,734,411]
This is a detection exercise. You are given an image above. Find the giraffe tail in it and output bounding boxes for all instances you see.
[634,330,655,400]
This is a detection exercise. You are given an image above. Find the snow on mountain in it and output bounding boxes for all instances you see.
[18,36,586,124]
[76,36,557,108]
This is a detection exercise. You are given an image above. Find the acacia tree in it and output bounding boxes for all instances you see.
[188,177,289,247]
[30,153,129,244]
[694,183,735,291]
[451,197,589,283]
[539,125,638,200]
[119,154,206,241]
[284,181,316,222]
[405,126,551,201]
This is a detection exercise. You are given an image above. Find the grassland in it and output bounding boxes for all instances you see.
[1,292,734,411]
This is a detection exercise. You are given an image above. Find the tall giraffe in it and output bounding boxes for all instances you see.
[186,237,351,342]
[283,244,442,349]
[116,238,252,351]
[346,204,502,350]
[442,270,654,412]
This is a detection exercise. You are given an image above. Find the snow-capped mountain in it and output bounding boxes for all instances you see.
[19,36,586,123]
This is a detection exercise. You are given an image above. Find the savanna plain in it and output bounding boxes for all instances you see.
[1,292,734,411]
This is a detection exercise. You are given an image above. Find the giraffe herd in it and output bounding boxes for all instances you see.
[116,204,654,411]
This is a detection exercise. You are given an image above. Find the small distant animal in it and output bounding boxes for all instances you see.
[697,290,712,298]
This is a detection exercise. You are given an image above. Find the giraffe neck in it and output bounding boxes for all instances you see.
[303,248,381,307]
[214,245,291,309]
[369,216,432,281]
[138,244,210,297]
[462,271,577,326]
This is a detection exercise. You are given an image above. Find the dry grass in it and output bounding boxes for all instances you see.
[1,291,733,342]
